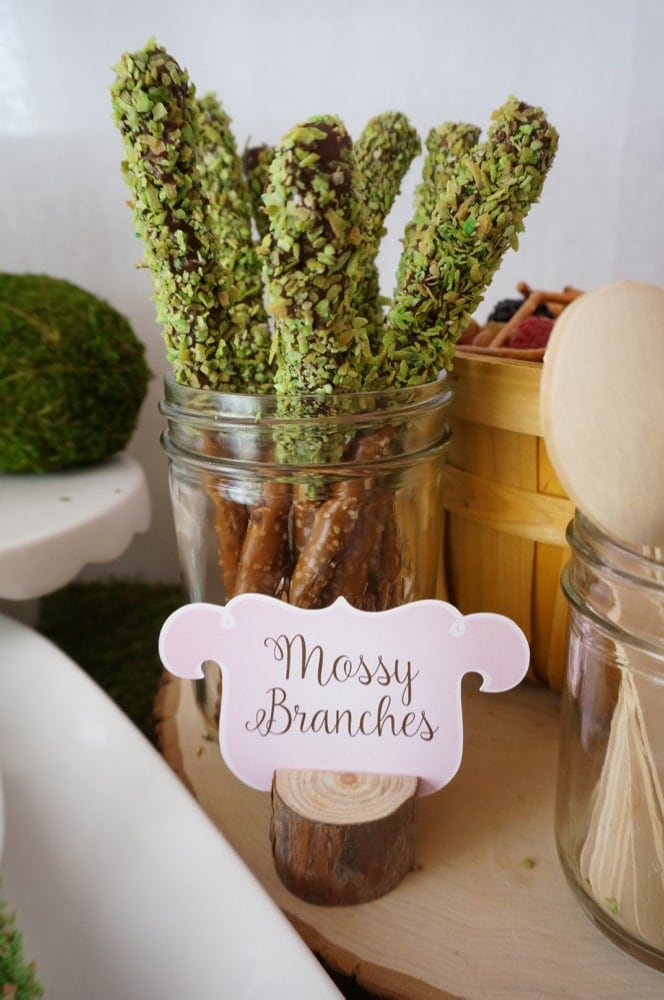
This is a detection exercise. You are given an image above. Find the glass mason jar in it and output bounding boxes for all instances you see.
[555,511,664,970]
[160,373,452,718]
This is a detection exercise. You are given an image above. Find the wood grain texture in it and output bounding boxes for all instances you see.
[156,674,664,998]
[443,352,572,689]
[271,770,418,906]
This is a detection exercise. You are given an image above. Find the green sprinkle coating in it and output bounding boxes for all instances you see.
[413,122,481,227]
[111,39,270,391]
[397,121,480,286]
[352,111,420,351]
[384,96,559,386]
[111,39,560,402]
[111,39,231,388]
[260,115,370,396]
[196,93,273,391]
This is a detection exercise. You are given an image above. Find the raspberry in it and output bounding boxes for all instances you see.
[509,315,554,350]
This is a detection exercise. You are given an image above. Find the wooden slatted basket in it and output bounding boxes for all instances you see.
[441,352,575,690]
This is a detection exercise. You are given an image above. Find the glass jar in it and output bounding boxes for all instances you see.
[555,511,664,970]
[160,373,452,718]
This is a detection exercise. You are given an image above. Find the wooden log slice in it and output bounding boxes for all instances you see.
[271,769,419,906]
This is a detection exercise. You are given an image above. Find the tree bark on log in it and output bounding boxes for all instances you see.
[270,769,419,906]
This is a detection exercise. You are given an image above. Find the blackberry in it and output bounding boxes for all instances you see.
[486,297,525,322]
[487,297,555,322]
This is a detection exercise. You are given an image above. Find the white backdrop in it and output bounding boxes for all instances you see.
[1,0,662,585]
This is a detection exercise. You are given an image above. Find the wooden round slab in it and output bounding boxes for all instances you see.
[540,280,664,550]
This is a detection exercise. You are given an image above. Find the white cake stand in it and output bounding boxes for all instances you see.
[0,452,151,601]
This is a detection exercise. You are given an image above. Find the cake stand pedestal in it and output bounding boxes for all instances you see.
[0,453,151,601]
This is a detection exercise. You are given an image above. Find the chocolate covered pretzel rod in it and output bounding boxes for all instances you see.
[197,93,273,392]
[234,117,374,599]
[352,112,420,353]
[111,40,236,390]
[261,115,370,397]
[385,96,559,386]
[413,122,481,224]
[394,121,480,298]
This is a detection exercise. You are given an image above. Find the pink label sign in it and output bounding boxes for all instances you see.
[159,595,529,795]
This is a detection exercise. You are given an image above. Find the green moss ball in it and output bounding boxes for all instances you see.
[0,273,151,472]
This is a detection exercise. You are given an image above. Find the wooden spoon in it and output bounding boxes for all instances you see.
[540,279,664,550]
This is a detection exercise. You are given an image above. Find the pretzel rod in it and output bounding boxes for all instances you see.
[416,122,482,222]
[233,481,292,596]
[288,425,395,607]
[261,115,369,396]
[292,485,321,557]
[111,41,236,389]
[385,96,559,386]
[320,493,386,609]
[369,495,403,610]
[394,121,480,305]
[352,112,420,353]
[196,94,273,392]
[288,493,362,607]
[211,489,249,596]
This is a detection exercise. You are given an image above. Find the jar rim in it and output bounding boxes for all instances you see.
[161,369,451,405]
[160,370,453,429]
[567,510,664,582]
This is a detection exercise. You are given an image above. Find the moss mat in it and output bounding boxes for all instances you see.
[37,579,183,745]
[35,580,383,1000]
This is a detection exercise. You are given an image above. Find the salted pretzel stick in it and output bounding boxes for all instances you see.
[385,96,559,386]
[212,493,249,596]
[228,117,371,598]
[195,95,280,593]
[112,42,274,590]
[414,122,481,222]
[352,112,420,352]
[369,495,403,609]
[233,481,292,596]
[288,426,394,608]
[321,493,388,609]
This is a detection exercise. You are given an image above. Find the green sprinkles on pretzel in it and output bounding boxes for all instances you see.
[260,115,371,396]
[352,111,421,354]
[111,41,559,397]
[110,40,560,611]
[413,121,482,227]
[384,95,559,386]
[196,92,273,391]
[111,38,270,392]
[111,39,232,389]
